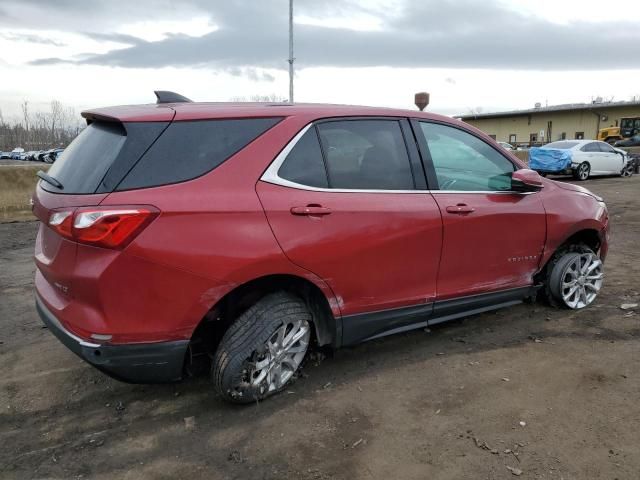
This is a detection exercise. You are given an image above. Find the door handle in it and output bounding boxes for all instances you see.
[445,204,475,214]
[290,205,332,216]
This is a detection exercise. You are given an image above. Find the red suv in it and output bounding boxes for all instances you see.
[34,92,609,403]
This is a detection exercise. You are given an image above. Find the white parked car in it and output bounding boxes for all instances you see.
[529,140,632,180]
[11,147,26,160]
[498,141,515,151]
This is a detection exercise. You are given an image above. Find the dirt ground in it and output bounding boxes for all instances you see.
[1,176,639,480]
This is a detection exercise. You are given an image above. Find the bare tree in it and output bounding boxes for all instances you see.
[0,99,85,151]
[250,93,287,102]
[21,100,30,147]
[21,101,29,131]
[50,100,63,145]
[229,93,287,103]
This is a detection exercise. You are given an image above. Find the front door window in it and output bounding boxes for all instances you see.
[418,122,516,191]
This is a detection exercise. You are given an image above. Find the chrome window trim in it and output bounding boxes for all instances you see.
[260,122,536,196]
[430,190,536,195]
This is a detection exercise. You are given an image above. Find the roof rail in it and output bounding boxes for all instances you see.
[154,91,193,104]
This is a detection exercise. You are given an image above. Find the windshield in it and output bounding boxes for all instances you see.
[543,141,578,150]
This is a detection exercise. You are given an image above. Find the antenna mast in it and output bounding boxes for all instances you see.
[288,0,294,103]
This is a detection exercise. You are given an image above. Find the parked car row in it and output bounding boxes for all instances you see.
[529,139,634,180]
[0,148,64,163]
[0,147,26,160]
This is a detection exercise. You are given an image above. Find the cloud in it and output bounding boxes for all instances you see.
[227,68,276,82]
[81,32,145,46]
[28,57,68,66]
[0,32,66,46]
[10,0,640,73]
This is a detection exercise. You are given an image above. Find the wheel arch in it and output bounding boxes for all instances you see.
[221,274,338,346]
[537,227,602,280]
[187,274,339,374]
[575,160,591,173]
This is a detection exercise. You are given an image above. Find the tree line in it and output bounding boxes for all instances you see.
[0,100,84,152]
[0,95,287,152]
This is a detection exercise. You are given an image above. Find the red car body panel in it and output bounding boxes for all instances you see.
[536,180,609,266]
[257,182,442,316]
[430,191,547,299]
[32,102,610,383]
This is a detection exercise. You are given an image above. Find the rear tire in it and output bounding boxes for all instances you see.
[545,245,603,309]
[573,162,590,181]
[212,292,312,404]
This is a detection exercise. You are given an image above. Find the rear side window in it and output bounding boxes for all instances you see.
[117,118,281,190]
[581,142,600,152]
[316,120,414,190]
[42,122,126,193]
[278,128,328,188]
[544,141,578,150]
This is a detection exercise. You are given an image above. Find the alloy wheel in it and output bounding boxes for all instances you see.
[248,318,310,394]
[560,253,603,309]
[578,163,590,180]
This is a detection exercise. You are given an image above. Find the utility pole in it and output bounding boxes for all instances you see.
[288,0,294,103]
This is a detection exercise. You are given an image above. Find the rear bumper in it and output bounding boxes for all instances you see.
[36,294,188,383]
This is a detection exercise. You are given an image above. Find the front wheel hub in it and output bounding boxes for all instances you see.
[560,253,603,309]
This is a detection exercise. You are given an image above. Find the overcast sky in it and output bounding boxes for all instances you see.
[1,0,640,119]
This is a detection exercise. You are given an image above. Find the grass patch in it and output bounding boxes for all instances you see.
[0,165,49,222]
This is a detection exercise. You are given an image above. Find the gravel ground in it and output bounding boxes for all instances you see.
[1,176,639,480]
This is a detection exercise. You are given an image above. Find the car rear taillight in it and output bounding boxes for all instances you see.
[49,210,74,239]
[48,206,158,249]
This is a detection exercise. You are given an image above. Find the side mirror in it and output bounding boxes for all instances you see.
[512,169,544,192]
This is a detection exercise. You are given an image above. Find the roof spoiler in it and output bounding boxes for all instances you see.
[154,90,193,104]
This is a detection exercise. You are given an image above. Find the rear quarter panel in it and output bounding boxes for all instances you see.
[99,116,342,335]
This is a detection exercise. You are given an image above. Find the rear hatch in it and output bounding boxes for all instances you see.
[33,104,283,338]
[33,106,175,333]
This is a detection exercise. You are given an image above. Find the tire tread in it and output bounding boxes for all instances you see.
[212,292,311,403]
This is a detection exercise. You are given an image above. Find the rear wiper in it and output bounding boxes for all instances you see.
[37,170,64,190]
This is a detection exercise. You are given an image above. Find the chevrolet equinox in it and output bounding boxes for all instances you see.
[33,92,609,403]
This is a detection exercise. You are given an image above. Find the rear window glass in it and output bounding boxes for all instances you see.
[278,128,328,188]
[116,118,281,190]
[316,120,414,190]
[42,122,126,193]
[543,141,578,150]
